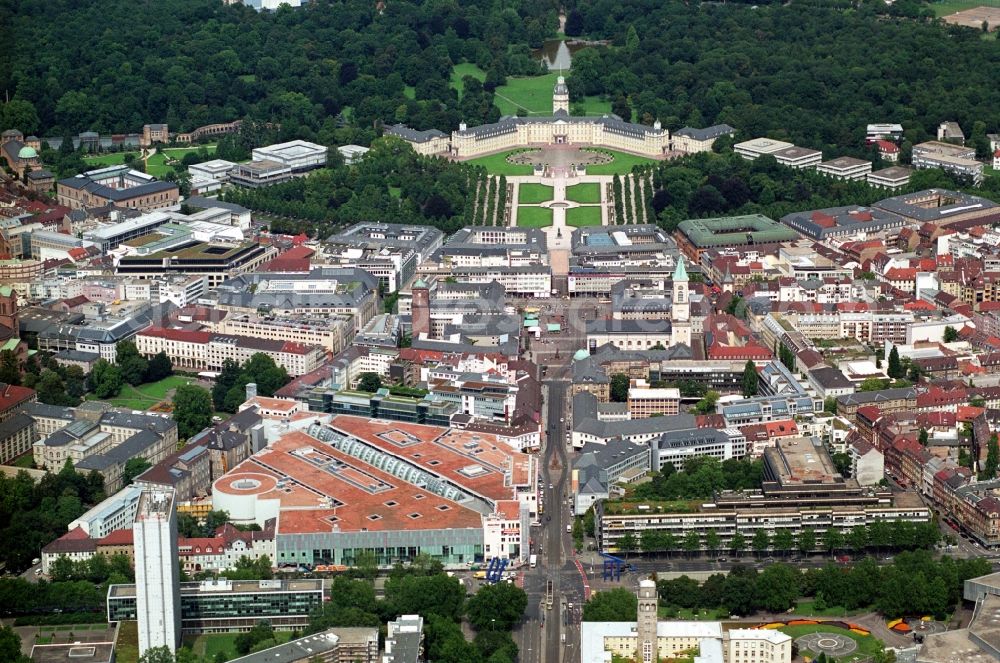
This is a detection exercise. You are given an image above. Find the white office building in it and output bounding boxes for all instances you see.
[252,140,327,172]
[134,489,181,656]
[69,484,144,539]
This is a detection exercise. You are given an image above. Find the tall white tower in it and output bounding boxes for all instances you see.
[553,76,570,114]
[637,579,659,663]
[134,488,181,656]
[671,256,692,347]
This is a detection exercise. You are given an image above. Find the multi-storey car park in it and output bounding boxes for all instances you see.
[211,415,537,568]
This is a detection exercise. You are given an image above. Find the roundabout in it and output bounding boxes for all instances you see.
[795,632,859,658]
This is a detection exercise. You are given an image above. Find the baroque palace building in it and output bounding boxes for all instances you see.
[386,77,734,159]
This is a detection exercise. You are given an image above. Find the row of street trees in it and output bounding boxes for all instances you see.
[583,553,991,622]
[615,520,940,558]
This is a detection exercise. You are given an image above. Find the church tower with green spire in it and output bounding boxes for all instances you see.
[670,256,692,347]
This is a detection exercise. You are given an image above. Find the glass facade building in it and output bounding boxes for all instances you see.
[107,579,324,633]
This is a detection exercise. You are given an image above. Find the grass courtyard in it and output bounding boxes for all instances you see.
[183,631,294,660]
[776,624,882,663]
[84,375,195,410]
[450,62,487,97]
[581,148,655,176]
[83,145,217,178]
[518,183,553,203]
[493,72,612,117]
[566,206,603,227]
[516,205,554,227]
[466,150,536,176]
[447,65,613,117]
[565,182,601,203]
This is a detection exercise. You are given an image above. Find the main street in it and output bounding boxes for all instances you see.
[513,296,593,663]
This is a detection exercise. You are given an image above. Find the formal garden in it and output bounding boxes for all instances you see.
[515,205,553,228]
[566,206,603,227]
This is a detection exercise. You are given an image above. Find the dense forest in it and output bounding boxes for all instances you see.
[2,0,999,152]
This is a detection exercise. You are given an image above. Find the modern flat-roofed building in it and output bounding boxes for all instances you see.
[384,615,424,663]
[115,240,277,288]
[228,160,293,188]
[252,140,327,172]
[188,159,237,182]
[627,383,681,418]
[772,145,823,169]
[133,488,181,656]
[734,138,794,160]
[867,166,913,190]
[108,578,324,633]
[82,211,172,252]
[816,156,872,181]
[866,123,904,144]
[912,141,983,185]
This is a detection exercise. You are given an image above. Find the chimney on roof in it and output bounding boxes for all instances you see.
[246,383,257,400]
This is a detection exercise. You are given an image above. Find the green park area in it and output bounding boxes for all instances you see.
[495,73,612,117]
[518,183,553,203]
[565,182,601,203]
[466,150,536,176]
[83,145,217,177]
[449,65,611,116]
[566,206,603,227]
[85,374,194,410]
[450,62,486,97]
[777,624,882,663]
[581,148,655,176]
[516,205,553,228]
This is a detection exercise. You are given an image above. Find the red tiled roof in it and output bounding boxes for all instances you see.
[0,383,35,412]
[876,140,899,153]
[97,529,134,546]
[904,300,936,311]
[42,526,96,554]
[885,267,917,281]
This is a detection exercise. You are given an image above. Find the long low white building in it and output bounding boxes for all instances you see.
[135,327,327,376]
